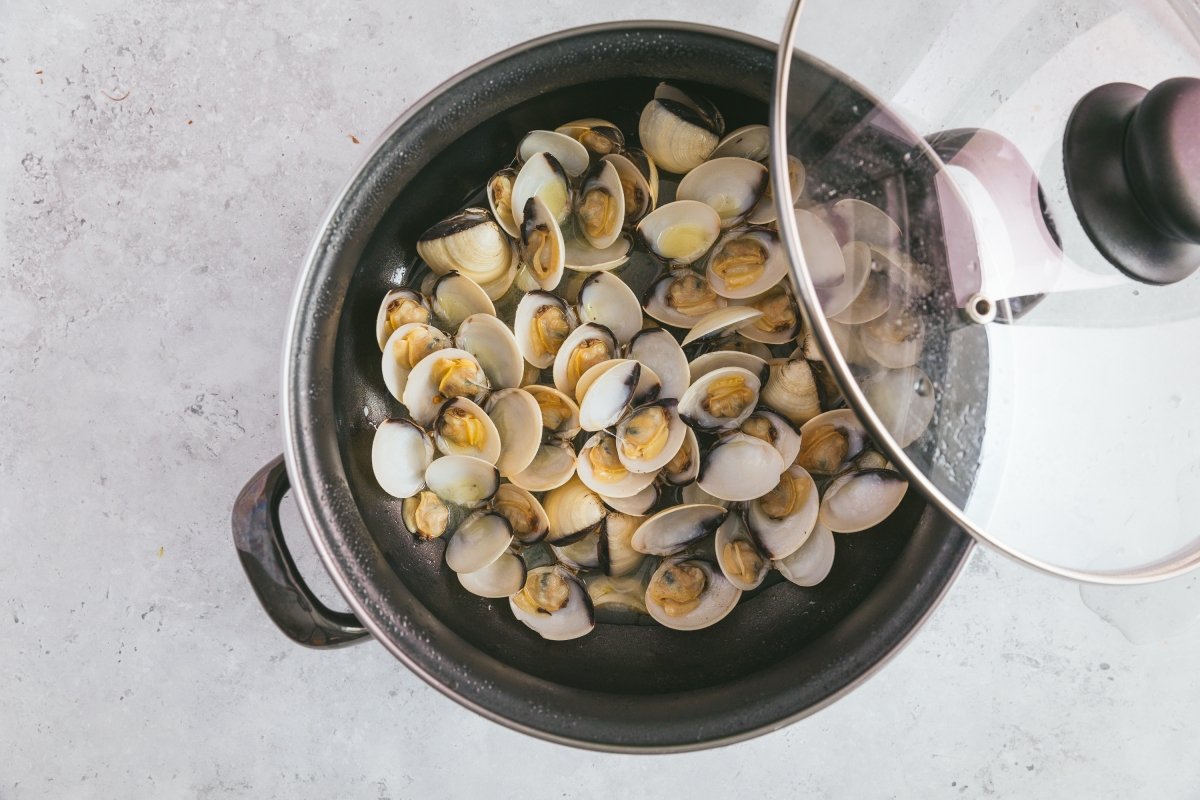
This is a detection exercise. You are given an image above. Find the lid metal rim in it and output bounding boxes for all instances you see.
[771,0,1200,585]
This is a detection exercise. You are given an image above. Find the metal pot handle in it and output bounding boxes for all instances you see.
[232,456,369,648]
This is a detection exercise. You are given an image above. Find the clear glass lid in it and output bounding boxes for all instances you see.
[771,0,1200,581]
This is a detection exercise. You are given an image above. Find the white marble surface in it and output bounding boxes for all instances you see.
[3,1,1200,797]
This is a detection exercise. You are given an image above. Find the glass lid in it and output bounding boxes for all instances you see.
[770,0,1200,582]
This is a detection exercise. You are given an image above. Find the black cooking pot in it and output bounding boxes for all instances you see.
[232,21,974,752]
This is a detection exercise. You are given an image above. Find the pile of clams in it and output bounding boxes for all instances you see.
[370,83,933,640]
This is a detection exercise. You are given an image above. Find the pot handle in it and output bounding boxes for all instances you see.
[232,456,369,648]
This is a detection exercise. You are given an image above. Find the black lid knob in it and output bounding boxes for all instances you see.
[1064,78,1200,285]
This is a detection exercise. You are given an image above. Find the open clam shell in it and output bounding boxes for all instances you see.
[432,397,501,464]
[585,573,648,620]
[576,431,658,499]
[774,523,835,587]
[661,425,700,486]
[860,301,925,369]
[429,272,496,331]
[417,208,513,285]
[676,157,768,228]
[513,290,576,369]
[615,399,687,474]
[797,409,869,476]
[552,322,617,396]
[491,483,549,545]
[376,288,431,350]
[517,130,590,177]
[715,513,769,591]
[819,241,876,320]
[458,551,527,599]
[627,328,690,400]
[543,475,608,546]
[555,118,626,156]
[602,151,657,224]
[678,365,761,432]
[738,407,802,467]
[688,350,768,387]
[792,209,847,289]
[747,155,805,225]
[819,467,908,533]
[696,432,784,502]
[824,198,905,255]
[746,465,820,559]
[510,565,595,641]
[508,440,576,492]
[403,491,450,540]
[424,454,500,508]
[371,419,434,499]
[381,322,450,402]
[642,269,728,329]
[523,384,581,440]
[487,167,521,238]
[401,347,489,426]
[645,557,741,632]
[705,226,787,299]
[519,195,566,292]
[553,530,602,571]
[455,312,523,390]
[601,482,660,516]
[734,284,802,345]
[512,151,571,227]
[575,160,626,250]
[631,503,728,556]
[445,511,513,574]
[577,360,640,432]
[636,200,722,266]
[861,366,936,448]
[679,305,764,347]
[576,271,642,345]
[563,232,633,272]
[484,388,542,478]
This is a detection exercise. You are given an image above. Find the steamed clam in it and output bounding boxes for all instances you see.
[367,82,921,641]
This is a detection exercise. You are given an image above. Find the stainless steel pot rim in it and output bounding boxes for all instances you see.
[280,19,971,752]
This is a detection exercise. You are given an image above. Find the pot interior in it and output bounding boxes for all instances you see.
[294,24,975,747]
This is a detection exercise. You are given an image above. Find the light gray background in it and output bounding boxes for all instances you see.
[3,1,1199,797]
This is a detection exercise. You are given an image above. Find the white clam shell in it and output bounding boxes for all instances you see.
[458,551,527,598]
[711,124,770,161]
[696,433,784,502]
[714,514,768,591]
[508,440,576,492]
[615,399,687,474]
[518,195,566,292]
[679,305,764,347]
[577,360,640,432]
[523,384,581,440]
[792,209,847,289]
[371,419,434,499]
[688,350,768,386]
[661,426,700,486]
[509,565,594,641]
[490,483,549,545]
[432,397,501,465]
[575,160,626,249]
[429,272,496,331]
[424,454,499,508]
[627,328,690,400]
[602,151,656,224]
[375,288,430,350]
[733,285,802,345]
[746,465,820,559]
[636,200,722,265]
[678,366,761,432]
[576,271,642,345]
[601,482,660,516]
[445,511,513,574]
[645,557,741,632]
[601,513,645,578]
[512,151,571,227]
[555,118,625,155]
[484,388,543,478]
[705,227,788,300]
[860,301,925,369]
[747,156,805,225]
[553,530,602,570]
[543,475,608,545]
[676,157,768,228]
[760,357,822,426]
[486,167,520,238]
[416,208,513,285]
[552,322,617,396]
[563,232,633,272]
[455,313,523,390]
[513,290,576,369]
[576,432,658,499]
[638,95,721,175]
[819,468,908,533]
[741,408,802,467]
[518,130,590,177]
[820,241,876,320]
[401,347,488,426]
[631,503,728,556]
[797,409,870,475]
[774,523,835,587]
[642,269,728,329]
[680,482,728,508]
[381,322,450,402]
[824,198,905,254]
